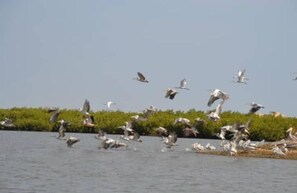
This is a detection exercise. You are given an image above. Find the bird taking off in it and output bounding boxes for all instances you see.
[134,72,149,83]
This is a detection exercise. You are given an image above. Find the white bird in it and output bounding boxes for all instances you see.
[248,102,264,114]
[163,132,178,148]
[0,117,14,128]
[233,69,248,84]
[286,127,297,141]
[104,101,116,109]
[165,88,178,100]
[66,136,80,147]
[173,117,192,127]
[205,143,216,150]
[82,114,95,128]
[207,100,224,121]
[155,127,168,137]
[133,72,149,83]
[272,145,286,156]
[57,120,70,140]
[191,142,205,151]
[118,121,134,133]
[207,89,229,107]
[175,79,190,90]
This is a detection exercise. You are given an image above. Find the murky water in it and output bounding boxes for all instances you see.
[0,130,296,193]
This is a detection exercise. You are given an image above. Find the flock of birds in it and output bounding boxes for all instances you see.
[1,70,297,157]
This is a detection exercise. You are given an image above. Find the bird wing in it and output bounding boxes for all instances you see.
[137,72,146,80]
[180,79,186,88]
[50,110,60,123]
[82,99,90,113]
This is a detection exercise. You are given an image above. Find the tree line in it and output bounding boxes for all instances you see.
[1,107,297,141]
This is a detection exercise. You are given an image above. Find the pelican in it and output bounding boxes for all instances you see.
[183,127,199,137]
[66,136,80,147]
[143,105,157,118]
[191,142,205,151]
[82,114,95,128]
[207,100,224,121]
[272,145,286,156]
[207,89,229,107]
[133,72,149,83]
[0,117,14,128]
[129,132,142,142]
[248,102,264,114]
[57,120,70,140]
[95,130,106,140]
[118,121,134,133]
[49,109,60,123]
[155,127,168,137]
[163,132,178,148]
[228,141,238,156]
[175,79,190,90]
[205,143,216,150]
[131,114,147,122]
[81,99,91,115]
[173,117,192,127]
[104,101,116,109]
[286,127,297,141]
[165,88,178,100]
[233,69,248,84]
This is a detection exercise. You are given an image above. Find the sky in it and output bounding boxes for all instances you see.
[1,0,297,116]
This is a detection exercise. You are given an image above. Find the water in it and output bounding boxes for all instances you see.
[0,130,296,193]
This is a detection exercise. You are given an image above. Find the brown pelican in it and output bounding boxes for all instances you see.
[175,79,190,90]
[165,88,178,100]
[233,69,248,84]
[134,72,149,83]
[66,136,80,147]
[207,89,229,107]
[248,102,264,114]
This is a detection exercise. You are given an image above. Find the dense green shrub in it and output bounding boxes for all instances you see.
[1,108,297,141]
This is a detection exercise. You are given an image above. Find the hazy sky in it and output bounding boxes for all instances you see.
[1,0,297,116]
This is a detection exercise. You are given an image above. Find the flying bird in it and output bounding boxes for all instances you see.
[293,72,297,80]
[248,102,264,114]
[207,89,229,107]
[134,72,149,83]
[49,108,60,123]
[165,88,178,100]
[81,99,91,115]
[104,101,116,109]
[175,79,190,90]
[66,136,80,147]
[233,69,248,84]
[207,100,225,121]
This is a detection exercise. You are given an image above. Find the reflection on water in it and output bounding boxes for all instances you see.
[0,130,296,193]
